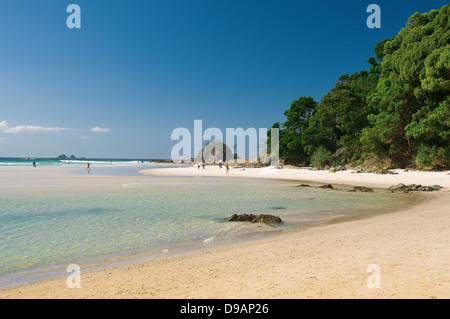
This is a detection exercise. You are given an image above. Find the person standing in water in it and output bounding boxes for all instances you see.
[87,162,90,174]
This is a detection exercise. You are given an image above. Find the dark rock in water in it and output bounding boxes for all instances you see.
[225,214,283,226]
[252,214,283,225]
[353,186,373,192]
[431,185,443,191]
[297,184,310,187]
[225,214,262,223]
[319,184,334,189]
[57,154,79,160]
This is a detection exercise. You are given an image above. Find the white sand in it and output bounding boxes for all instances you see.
[139,165,450,189]
[0,166,449,299]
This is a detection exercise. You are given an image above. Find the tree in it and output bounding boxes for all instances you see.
[270,4,449,168]
[302,71,378,162]
[367,38,391,76]
[362,4,450,167]
[270,96,318,161]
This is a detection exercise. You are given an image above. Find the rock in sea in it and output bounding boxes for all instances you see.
[352,186,373,192]
[225,214,283,226]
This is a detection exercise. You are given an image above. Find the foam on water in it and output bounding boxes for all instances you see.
[0,157,177,168]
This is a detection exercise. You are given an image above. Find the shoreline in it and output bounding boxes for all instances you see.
[139,165,450,189]
[0,166,449,298]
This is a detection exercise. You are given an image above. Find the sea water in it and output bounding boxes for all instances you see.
[0,157,171,167]
[0,165,417,288]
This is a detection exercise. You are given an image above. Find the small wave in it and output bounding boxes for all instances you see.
[202,236,215,244]
[60,160,143,165]
[122,183,143,187]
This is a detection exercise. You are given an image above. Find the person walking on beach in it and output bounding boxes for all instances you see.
[225,163,229,175]
[33,161,36,168]
[87,162,90,174]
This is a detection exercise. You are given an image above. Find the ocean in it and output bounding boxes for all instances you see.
[0,160,417,289]
[0,157,166,167]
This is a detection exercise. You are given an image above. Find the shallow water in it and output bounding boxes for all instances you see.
[0,169,417,288]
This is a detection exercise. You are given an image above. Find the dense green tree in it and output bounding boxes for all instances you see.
[302,70,378,162]
[269,97,317,161]
[271,4,449,169]
[368,38,391,76]
[361,4,449,167]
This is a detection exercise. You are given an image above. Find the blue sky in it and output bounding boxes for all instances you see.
[0,0,448,159]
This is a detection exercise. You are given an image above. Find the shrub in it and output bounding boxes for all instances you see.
[414,143,448,169]
[310,146,332,168]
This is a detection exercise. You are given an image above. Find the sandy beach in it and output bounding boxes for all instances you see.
[0,166,449,299]
[140,165,450,189]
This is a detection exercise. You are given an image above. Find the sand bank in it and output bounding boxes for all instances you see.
[0,166,449,299]
[139,165,450,189]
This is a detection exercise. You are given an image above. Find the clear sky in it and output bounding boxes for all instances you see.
[0,0,448,159]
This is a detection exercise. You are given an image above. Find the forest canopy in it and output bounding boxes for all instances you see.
[269,4,449,169]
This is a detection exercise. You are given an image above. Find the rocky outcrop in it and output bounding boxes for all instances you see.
[351,186,374,192]
[151,159,173,163]
[57,154,78,159]
[388,183,443,192]
[196,140,236,163]
[225,214,283,226]
[354,168,398,174]
[329,166,346,173]
[319,184,334,189]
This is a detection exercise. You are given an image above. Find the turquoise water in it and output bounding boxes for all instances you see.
[0,157,166,167]
[0,166,415,288]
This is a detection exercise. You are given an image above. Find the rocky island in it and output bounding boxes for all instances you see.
[57,154,85,160]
